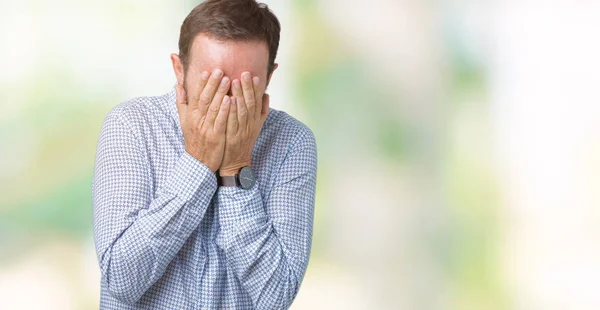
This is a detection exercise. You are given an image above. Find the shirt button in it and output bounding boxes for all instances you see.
[206,188,212,195]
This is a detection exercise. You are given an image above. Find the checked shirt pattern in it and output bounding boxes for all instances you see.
[92,87,317,309]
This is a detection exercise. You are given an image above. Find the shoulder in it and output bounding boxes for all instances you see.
[261,109,318,184]
[102,91,171,135]
[264,108,316,153]
[105,92,169,126]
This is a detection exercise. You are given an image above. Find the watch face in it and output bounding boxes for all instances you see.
[239,167,256,189]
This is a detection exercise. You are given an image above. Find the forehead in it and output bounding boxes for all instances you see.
[188,34,269,78]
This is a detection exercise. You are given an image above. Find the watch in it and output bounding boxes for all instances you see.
[217,166,256,189]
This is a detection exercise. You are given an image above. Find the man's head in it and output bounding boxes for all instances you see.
[170,0,280,97]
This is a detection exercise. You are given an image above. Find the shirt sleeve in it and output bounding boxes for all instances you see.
[92,110,217,305]
[215,126,318,310]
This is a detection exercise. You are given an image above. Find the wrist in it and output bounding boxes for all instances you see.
[219,163,251,176]
[184,148,220,173]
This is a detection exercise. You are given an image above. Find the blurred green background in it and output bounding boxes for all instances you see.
[2,1,600,309]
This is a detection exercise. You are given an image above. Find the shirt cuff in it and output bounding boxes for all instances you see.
[217,181,266,229]
[163,151,218,203]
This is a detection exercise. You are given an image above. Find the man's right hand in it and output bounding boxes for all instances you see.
[175,69,231,172]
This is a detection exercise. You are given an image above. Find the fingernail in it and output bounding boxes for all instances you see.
[201,71,209,80]
[243,72,251,81]
[221,77,230,86]
[233,79,241,89]
[253,76,259,86]
[231,96,236,105]
[214,69,223,78]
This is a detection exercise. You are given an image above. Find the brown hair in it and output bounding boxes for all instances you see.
[178,0,281,75]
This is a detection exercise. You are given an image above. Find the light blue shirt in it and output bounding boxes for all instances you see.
[92,87,317,309]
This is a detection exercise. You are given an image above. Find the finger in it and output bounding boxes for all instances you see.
[175,83,187,125]
[261,93,270,122]
[232,79,247,130]
[252,76,262,119]
[241,72,256,120]
[189,71,210,110]
[198,69,224,113]
[205,76,230,126]
[227,96,238,134]
[214,95,230,133]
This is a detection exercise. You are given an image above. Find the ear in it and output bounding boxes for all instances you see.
[266,63,278,86]
[170,53,185,84]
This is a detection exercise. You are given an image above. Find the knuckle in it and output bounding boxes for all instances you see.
[199,95,212,105]
[208,82,220,91]
[198,116,206,127]
[209,104,220,113]
[218,84,229,94]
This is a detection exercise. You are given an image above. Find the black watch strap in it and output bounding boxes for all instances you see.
[217,171,239,187]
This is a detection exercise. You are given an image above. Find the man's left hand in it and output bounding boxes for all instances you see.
[219,71,270,176]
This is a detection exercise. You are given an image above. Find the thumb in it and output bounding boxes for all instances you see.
[175,83,187,122]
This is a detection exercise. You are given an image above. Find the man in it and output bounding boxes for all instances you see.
[91,0,317,309]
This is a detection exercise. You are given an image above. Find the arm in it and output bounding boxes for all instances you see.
[92,110,216,304]
[216,127,318,309]
[93,68,230,304]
